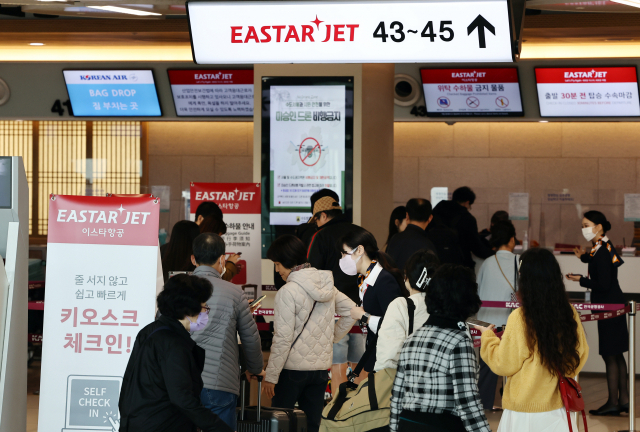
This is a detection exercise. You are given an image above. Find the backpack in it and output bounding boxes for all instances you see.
[319,298,416,432]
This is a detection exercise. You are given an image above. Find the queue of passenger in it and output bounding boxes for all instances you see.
[127,188,620,432]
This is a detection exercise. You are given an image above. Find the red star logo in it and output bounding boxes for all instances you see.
[311,15,323,30]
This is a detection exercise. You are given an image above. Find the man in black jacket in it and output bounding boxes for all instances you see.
[432,186,494,269]
[306,196,363,394]
[119,274,232,432]
[387,198,438,270]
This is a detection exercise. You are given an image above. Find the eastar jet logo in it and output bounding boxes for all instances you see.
[231,15,359,43]
[195,189,256,201]
[56,205,151,225]
[452,71,487,78]
[564,69,608,79]
[195,72,233,80]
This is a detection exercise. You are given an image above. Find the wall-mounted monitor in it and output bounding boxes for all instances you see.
[421,68,523,117]
[168,69,253,117]
[0,157,11,209]
[535,66,640,117]
[62,70,162,117]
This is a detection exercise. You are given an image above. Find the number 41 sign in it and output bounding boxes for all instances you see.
[188,0,515,64]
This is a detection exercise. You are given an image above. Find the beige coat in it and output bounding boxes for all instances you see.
[265,267,356,384]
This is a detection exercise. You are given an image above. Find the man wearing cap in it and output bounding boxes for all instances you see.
[306,196,363,394]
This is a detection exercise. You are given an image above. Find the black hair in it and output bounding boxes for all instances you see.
[490,210,509,226]
[196,201,223,222]
[157,274,213,320]
[426,264,481,321]
[406,198,433,222]
[267,234,307,269]
[339,227,404,292]
[452,186,476,205]
[518,248,581,377]
[490,220,516,249]
[161,220,200,281]
[192,233,226,266]
[314,208,343,221]
[404,249,440,294]
[584,210,611,233]
[386,205,406,247]
[310,189,339,211]
[199,215,227,236]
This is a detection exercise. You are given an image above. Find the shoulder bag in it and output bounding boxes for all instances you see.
[557,370,588,432]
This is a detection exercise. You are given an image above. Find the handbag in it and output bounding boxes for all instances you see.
[557,370,588,432]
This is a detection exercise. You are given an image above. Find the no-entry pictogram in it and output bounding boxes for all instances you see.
[299,137,322,166]
[466,96,480,108]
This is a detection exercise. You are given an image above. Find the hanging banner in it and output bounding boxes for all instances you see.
[190,183,262,293]
[187,0,515,64]
[38,195,160,432]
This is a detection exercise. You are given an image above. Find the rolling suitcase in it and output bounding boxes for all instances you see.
[237,375,308,432]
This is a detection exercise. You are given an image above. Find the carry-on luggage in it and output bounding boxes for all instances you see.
[237,375,308,432]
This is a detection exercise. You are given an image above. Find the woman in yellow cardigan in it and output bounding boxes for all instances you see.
[475,248,589,432]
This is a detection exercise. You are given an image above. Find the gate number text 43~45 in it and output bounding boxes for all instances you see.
[373,15,496,48]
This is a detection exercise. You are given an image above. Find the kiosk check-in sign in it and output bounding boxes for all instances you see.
[187,0,515,63]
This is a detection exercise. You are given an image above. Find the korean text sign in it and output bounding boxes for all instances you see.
[38,195,160,432]
[535,67,640,117]
[63,70,162,117]
[168,69,254,117]
[421,68,523,116]
[187,0,514,64]
[190,183,262,292]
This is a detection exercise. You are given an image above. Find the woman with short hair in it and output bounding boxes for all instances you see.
[259,235,355,432]
[480,248,589,432]
[390,264,489,432]
[119,274,232,432]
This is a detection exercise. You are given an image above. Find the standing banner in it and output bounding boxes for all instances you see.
[38,195,160,432]
[190,183,261,292]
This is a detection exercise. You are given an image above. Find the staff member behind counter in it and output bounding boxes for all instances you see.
[566,210,629,416]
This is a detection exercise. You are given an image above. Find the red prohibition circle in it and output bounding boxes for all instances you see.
[299,137,322,166]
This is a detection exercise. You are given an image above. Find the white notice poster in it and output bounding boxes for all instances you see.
[269,85,346,225]
[508,193,529,221]
[38,195,160,432]
[624,193,640,222]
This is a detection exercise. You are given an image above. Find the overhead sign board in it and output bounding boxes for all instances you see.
[535,67,640,117]
[421,67,523,116]
[187,0,514,64]
[168,69,254,117]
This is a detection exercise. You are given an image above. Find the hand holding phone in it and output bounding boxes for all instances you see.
[565,273,582,282]
[250,295,266,308]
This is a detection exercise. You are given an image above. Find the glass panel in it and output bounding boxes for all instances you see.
[0,121,33,234]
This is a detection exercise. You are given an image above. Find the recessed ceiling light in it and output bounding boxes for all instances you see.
[539,120,548,123]
[87,5,161,15]
[29,43,45,46]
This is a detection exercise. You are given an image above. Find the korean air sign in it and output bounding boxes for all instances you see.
[187,0,515,64]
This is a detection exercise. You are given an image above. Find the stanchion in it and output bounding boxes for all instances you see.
[619,299,636,432]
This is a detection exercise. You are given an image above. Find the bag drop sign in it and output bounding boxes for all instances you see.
[38,195,160,432]
[187,0,514,64]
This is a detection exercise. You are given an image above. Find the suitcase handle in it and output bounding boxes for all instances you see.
[240,373,263,422]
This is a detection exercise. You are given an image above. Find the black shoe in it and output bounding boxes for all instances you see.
[589,405,622,416]
[619,403,629,414]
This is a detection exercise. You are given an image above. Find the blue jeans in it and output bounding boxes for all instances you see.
[200,388,238,430]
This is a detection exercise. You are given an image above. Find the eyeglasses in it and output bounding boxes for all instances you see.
[202,305,211,313]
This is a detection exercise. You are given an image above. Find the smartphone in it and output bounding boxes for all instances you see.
[466,319,493,328]
[250,295,267,308]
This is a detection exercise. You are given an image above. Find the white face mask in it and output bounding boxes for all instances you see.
[219,257,226,277]
[339,247,361,276]
[582,227,597,242]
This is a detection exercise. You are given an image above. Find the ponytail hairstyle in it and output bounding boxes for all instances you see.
[339,227,405,294]
[583,210,612,234]
[404,249,441,294]
[518,248,581,377]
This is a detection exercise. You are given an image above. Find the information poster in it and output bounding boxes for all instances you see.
[190,183,261,293]
[168,69,254,117]
[508,192,529,221]
[269,85,345,225]
[421,68,523,117]
[430,187,448,208]
[624,194,640,222]
[63,70,162,117]
[38,195,160,432]
[535,67,640,117]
